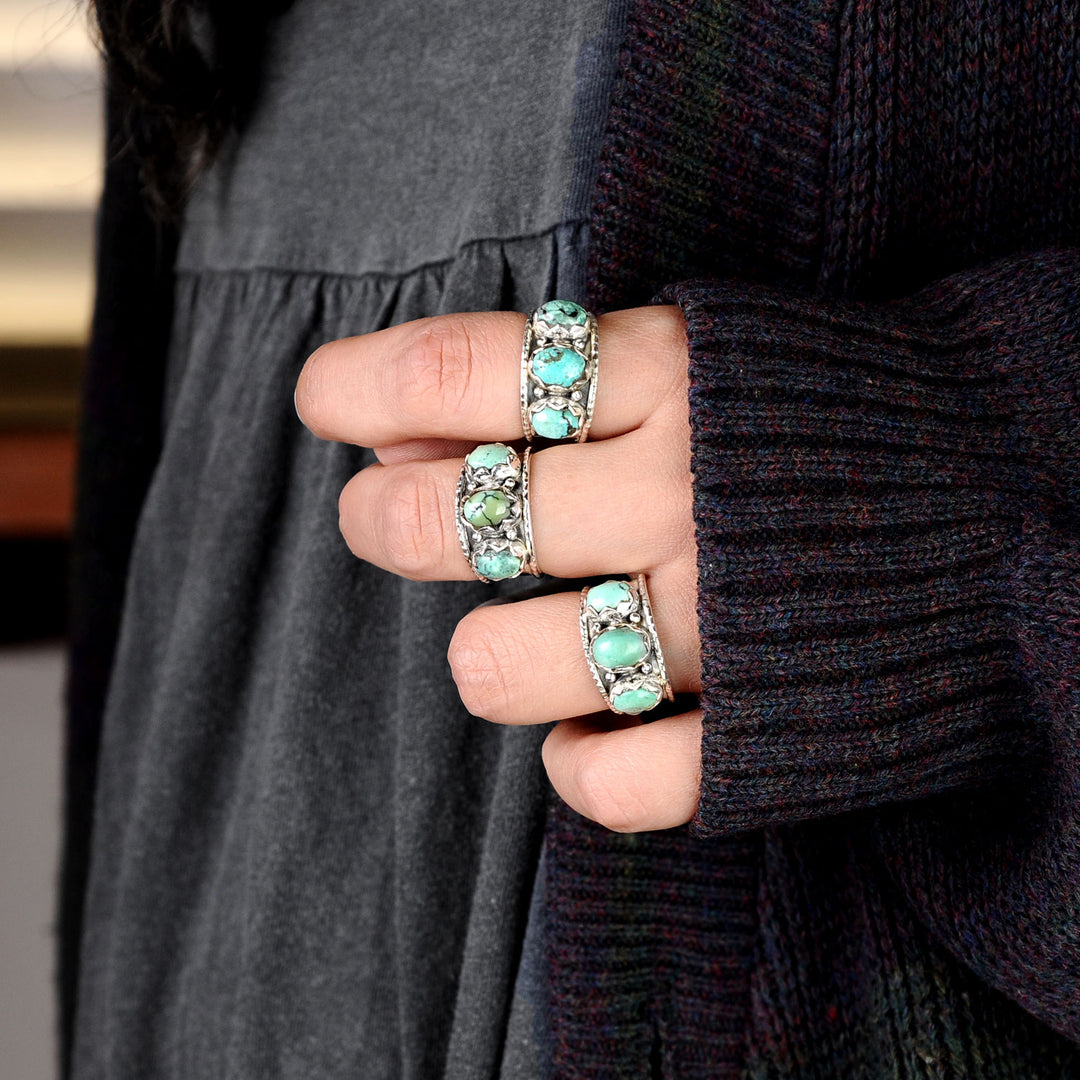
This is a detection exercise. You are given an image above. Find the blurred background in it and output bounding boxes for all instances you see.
[1,0,102,1075]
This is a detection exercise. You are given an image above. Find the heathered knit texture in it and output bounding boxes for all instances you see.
[549,0,1080,1074]
[677,258,1077,833]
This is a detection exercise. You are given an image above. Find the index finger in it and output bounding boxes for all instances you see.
[294,306,687,447]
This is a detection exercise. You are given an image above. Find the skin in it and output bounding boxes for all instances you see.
[295,305,703,832]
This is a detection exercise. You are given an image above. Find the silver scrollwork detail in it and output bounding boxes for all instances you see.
[520,300,599,443]
[579,574,674,715]
[456,443,540,582]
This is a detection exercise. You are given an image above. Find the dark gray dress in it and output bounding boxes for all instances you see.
[72,1,629,1077]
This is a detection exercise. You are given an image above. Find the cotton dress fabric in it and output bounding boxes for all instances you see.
[71,1,630,1076]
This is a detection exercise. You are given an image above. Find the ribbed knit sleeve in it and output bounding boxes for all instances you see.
[664,249,1079,838]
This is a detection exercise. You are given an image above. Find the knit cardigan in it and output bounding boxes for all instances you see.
[545,0,1080,1075]
[63,0,1080,1077]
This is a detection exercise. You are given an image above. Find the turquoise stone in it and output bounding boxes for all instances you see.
[466,443,514,470]
[586,580,634,612]
[475,549,523,581]
[531,406,581,440]
[532,346,586,388]
[592,627,648,669]
[538,300,588,327]
[463,490,511,529]
[611,685,663,715]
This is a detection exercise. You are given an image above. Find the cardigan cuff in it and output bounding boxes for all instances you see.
[662,261,1072,837]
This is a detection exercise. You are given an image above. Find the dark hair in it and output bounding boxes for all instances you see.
[88,0,288,215]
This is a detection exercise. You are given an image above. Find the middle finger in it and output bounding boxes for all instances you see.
[338,431,693,581]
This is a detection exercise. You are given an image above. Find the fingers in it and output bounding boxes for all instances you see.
[300,305,701,835]
[295,306,688,447]
[447,585,700,727]
[449,588,703,834]
[542,712,702,832]
[338,428,693,581]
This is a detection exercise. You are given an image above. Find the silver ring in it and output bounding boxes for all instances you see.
[520,299,598,443]
[580,575,674,715]
[456,443,540,582]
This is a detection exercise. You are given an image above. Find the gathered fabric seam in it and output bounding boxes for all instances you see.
[174,219,593,284]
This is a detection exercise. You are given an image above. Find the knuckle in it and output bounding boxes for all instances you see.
[403,318,476,426]
[573,743,648,833]
[448,617,522,721]
[379,466,448,578]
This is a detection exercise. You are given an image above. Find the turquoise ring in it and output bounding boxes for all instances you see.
[580,575,674,715]
[520,299,598,443]
[456,443,540,582]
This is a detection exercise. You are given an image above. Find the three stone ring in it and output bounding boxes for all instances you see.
[455,442,540,582]
[520,299,598,443]
[580,576,673,715]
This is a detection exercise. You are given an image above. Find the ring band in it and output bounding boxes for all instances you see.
[520,299,598,443]
[456,442,540,582]
[580,575,674,715]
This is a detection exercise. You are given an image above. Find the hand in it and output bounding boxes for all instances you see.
[295,306,702,832]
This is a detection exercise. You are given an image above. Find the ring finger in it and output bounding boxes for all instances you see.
[447,567,700,726]
[338,428,693,582]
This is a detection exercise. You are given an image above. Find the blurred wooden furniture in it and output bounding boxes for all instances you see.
[0,430,76,536]
[0,342,82,535]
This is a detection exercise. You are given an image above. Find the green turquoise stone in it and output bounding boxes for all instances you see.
[463,490,511,529]
[532,346,586,388]
[586,580,634,612]
[475,550,523,581]
[611,686,663,715]
[592,627,648,669]
[531,406,581,440]
[466,443,514,470]
[538,300,588,327]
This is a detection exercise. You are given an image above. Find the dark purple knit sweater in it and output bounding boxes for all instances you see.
[545,0,1080,1075]
[63,0,1080,1077]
